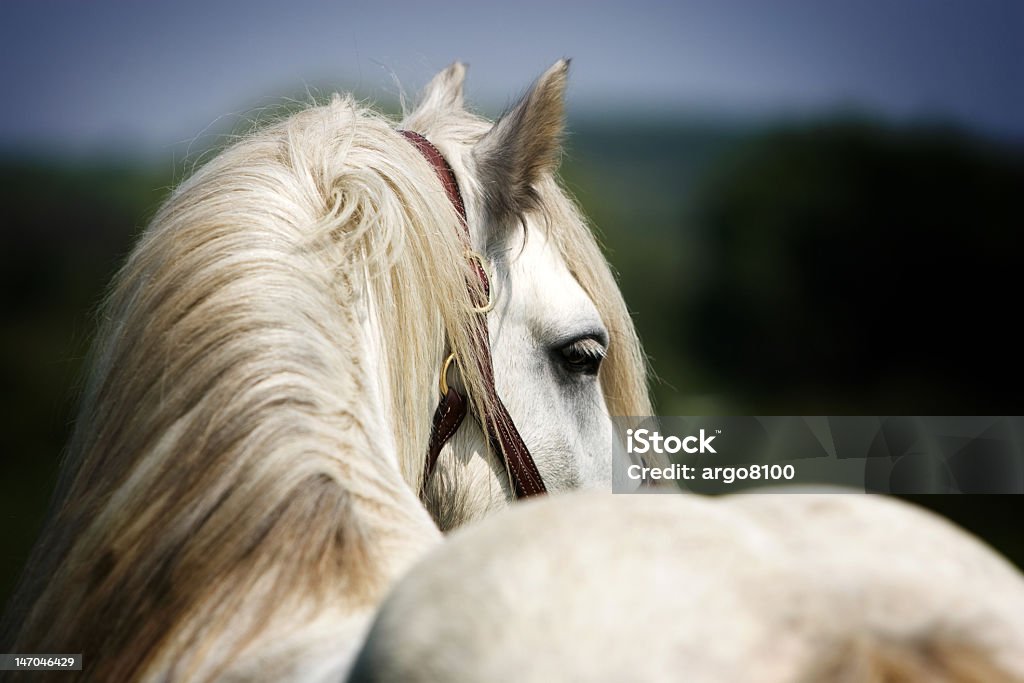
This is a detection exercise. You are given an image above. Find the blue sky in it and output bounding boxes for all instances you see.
[2,0,1021,156]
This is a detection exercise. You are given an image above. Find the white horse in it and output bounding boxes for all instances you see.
[351,492,1024,682]
[0,61,650,681]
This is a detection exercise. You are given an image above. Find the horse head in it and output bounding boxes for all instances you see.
[391,61,650,527]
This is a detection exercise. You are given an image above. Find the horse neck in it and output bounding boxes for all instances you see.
[8,101,450,678]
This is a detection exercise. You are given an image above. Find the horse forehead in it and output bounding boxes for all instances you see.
[509,230,592,305]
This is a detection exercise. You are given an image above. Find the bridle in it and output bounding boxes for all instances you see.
[399,130,547,501]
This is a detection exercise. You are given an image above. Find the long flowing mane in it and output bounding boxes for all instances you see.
[2,86,649,679]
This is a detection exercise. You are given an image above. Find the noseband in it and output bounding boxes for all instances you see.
[399,130,546,500]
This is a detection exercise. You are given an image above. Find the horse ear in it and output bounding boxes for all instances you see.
[414,62,467,114]
[474,59,569,222]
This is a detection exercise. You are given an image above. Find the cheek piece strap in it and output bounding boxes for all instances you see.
[399,129,547,501]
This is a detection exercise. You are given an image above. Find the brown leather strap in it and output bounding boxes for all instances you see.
[424,387,467,486]
[400,129,547,500]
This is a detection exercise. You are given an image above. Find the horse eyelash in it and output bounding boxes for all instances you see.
[566,337,607,359]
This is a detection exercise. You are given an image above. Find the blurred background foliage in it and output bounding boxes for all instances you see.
[2,110,1022,606]
[566,119,1023,415]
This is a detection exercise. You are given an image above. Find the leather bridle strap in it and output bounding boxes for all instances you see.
[399,129,547,500]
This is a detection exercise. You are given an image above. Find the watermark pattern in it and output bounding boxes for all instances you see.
[612,416,1024,494]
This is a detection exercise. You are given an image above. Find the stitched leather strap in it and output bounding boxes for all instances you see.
[400,129,547,500]
[424,387,467,487]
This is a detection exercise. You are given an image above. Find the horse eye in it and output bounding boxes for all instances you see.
[556,337,606,376]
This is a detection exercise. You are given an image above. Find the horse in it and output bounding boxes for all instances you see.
[350,492,1024,682]
[0,61,651,681]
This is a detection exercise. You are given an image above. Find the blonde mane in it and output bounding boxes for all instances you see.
[2,85,649,679]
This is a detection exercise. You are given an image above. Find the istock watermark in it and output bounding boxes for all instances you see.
[612,416,1024,494]
[625,428,718,454]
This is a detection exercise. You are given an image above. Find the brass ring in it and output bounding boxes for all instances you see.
[438,352,457,396]
[465,250,495,314]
